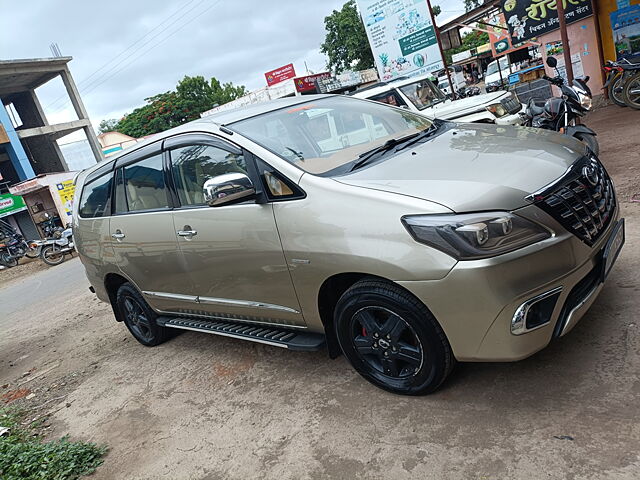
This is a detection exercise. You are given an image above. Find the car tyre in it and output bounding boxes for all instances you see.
[116,283,170,346]
[334,279,455,395]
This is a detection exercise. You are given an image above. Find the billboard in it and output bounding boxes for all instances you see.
[294,72,332,93]
[357,0,443,82]
[499,0,593,43]
[487,12,537,58]
[0,193,27,219]
[264,64,296,86]
[610,4,640,60]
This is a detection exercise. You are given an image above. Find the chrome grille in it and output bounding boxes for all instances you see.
[500,95,522,114]
[532,156,616,246]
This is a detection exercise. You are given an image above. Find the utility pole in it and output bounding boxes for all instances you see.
[427,0,456,99]
[556,0,573,83]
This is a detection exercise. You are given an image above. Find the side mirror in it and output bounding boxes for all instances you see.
[203,173,256,207]
[546,56,558,68]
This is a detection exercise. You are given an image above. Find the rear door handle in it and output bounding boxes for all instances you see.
[111,231,125,240]
[177,230,197,237]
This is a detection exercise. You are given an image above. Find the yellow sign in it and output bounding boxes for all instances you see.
[56,180,76,220]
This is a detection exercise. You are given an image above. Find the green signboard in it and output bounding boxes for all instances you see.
[399,26,437,57]
[0,192,27,218]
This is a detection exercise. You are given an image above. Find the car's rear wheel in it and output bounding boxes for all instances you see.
[116,283,170,346]
[334,279,454,395]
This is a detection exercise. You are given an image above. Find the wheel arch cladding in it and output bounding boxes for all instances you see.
[104,273,129,322]
[317,273,407,359]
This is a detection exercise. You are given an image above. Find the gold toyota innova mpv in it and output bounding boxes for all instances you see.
[74,95,624,395]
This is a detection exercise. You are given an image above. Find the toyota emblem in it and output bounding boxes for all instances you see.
[582,161,599,186]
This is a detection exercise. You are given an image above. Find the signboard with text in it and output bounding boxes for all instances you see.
[0,193,27,219]
[610,4,640,60]
[264,64,296,86]
[488,12,537,58]
[294,72,332,93]
[357,0,443,82]
[499,0,593,43]
[56,180,76,218]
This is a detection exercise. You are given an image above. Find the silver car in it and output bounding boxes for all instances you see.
[73,95,623,395]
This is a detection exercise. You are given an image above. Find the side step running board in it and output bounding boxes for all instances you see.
[156,317,325,351]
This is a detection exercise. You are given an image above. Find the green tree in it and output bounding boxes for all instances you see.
[464,0,483,12]
[111,75,246,138]
[432,5,441,16]
[97,118,118,134]
[443,30,490,64]
[320,0,374,73]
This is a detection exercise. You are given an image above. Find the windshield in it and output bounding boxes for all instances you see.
[229,96,433,175]
[398,79,445,110]
[486,58,508,76]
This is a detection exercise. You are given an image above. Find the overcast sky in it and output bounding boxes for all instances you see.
[1,0,466,135]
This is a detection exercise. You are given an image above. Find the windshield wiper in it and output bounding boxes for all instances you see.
[393,123,440,153]
[349,133,420,172]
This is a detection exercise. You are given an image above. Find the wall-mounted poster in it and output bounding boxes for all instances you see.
[500,0,593,43]
[610,4,640,60]
[357,0,443,81]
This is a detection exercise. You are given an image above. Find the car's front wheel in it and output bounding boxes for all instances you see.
[334,279,454,395]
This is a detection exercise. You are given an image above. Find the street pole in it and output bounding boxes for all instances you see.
[426,0,456,99]
[556,0,574,83]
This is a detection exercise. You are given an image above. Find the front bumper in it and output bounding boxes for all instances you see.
[397,205,621,362]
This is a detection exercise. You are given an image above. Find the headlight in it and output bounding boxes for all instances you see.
[486,103,508,117]
[578,92,592,110]
[402,212,551,260]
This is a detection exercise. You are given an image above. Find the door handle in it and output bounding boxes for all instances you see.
[111,231,125,240]
[177,230,197,237]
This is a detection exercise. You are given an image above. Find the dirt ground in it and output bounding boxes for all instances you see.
[1,105,639,480]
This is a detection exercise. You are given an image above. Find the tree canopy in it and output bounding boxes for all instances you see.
[443,30,490,64]
[97,118,119,134]
[320,0,375,73]
[101,75,246,138]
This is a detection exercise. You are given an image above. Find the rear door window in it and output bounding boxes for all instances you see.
[368,90,407,108]
[78,173,112,218]
[119,154,169,212]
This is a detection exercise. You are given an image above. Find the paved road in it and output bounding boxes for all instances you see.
[0,257,88,320]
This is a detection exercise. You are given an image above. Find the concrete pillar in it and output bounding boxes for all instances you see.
[60,68,103,164]
[0,103,35,181]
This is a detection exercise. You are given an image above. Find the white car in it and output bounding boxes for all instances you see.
[351,75,524,125]
[485,57,514,92]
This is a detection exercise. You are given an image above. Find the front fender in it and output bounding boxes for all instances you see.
[566,125,596,137]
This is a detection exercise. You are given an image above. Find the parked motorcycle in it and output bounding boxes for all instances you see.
[40,225,74,266]
[522,56,598,155]
[603,58,640,108]
[0,219,35,267]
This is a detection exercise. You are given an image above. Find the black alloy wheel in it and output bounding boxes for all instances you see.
[350,306,423,379]
[116,282,170,346]
[335,279,455,395]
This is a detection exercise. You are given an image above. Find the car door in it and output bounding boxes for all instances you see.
[109,142,195,314]
[165,134,305,327]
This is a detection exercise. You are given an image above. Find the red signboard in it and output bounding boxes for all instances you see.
[294,72,332,93]
[265,63,296,86]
